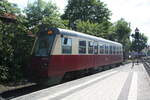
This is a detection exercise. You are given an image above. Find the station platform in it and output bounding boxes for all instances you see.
[12,63,150,100]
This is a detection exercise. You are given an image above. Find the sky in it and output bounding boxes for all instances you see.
[8,0,150,44]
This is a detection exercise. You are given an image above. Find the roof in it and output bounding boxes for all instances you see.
[58,28,122,46]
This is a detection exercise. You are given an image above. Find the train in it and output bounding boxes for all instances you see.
[29,27,123,85]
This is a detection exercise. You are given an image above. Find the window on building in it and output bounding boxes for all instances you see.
[79,40,86,54]
[88,41,94,54]
[62,37,72,54]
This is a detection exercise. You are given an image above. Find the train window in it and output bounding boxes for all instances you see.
[121,47,123,55]
[117,46,119,55]
[105,45,108,54]
[120,46,122,55]
[118,46,120,55]
[109,45,112,54]
[62,37,72,54]
[113,46,116,54]
[34,35,55,56]
[103,44,106,54]
[115,46,117,55]
[88,41,94,54]
[94,42,98,54]
[119,46,121,55]
[99,43,104,54]
[79,40,86,54]
[116,46,118,55]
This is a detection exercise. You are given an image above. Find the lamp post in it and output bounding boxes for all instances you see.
[134,28,140,63]
[135,28,140,55]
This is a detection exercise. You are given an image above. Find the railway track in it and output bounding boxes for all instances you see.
[141,57,150,76]
[0,84,48,100]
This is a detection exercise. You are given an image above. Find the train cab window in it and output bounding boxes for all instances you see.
[99,43,104,54]
[94,42,98,54]
[34,35,55,56]
[79,40,86,54]
[62,37,72,54]
[88,41,94,54]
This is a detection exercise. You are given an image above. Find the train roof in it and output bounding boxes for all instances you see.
[57,28,122,46]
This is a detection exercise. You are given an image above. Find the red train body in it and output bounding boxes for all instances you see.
[29,27,123,84]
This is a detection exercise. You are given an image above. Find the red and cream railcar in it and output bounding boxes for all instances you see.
[30,27,123,84]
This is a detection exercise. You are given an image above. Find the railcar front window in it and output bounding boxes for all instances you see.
[33,35,54,56]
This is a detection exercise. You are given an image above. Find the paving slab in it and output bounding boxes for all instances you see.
[12,63,150,100]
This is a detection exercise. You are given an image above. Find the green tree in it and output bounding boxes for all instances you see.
[112,18,131,58]
[131,33,148,52]
[0,0,20,14]
[62,0,111,29]
[76,20,112,38]
[24,0,66,33]
[0,0,32,82]
[113,18,131,43]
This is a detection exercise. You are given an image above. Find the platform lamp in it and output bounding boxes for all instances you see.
[135,28,140,57]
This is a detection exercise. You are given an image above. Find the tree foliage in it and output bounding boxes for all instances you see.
[76,20,112,38]
[112,18,132,57]
[0,0,20,14]
[62,0,111,28]
[131,33,148,52]
[113,18,131,43]
[0,0,67,83]
[24,0,67,33]
[0,0,34,83]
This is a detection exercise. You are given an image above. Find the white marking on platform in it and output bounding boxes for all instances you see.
[39,71,117,100]
[128,72,137,100]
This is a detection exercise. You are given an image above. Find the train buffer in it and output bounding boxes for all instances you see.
[12,63,150,100]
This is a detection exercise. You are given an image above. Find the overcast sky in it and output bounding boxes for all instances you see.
[8,0,150,44]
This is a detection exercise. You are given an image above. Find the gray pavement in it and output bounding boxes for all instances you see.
[12,63,150,100]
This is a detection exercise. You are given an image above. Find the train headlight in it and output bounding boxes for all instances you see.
[47,30,53,35]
